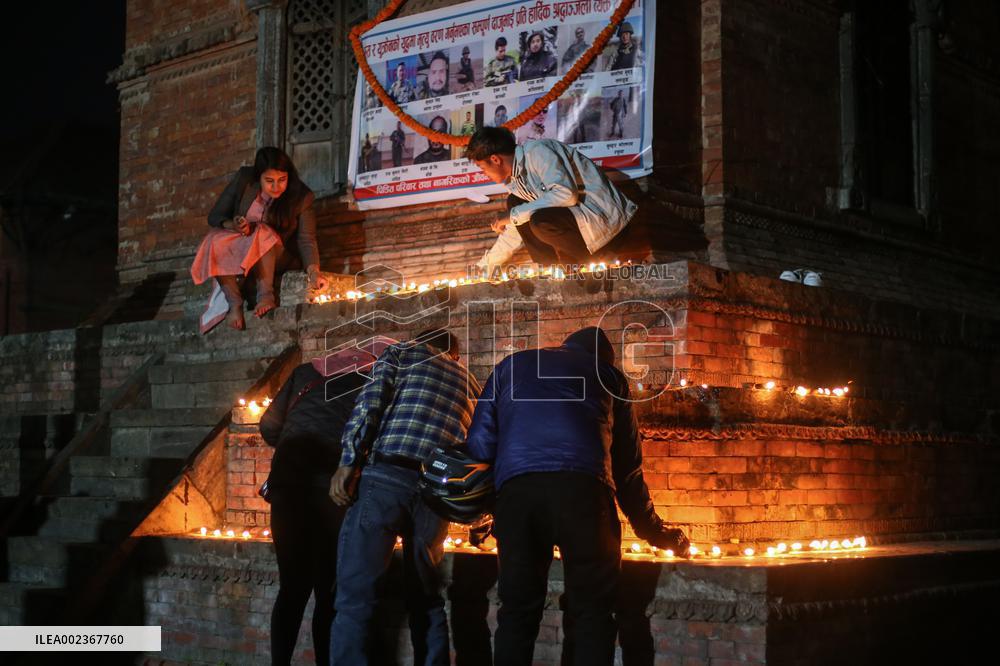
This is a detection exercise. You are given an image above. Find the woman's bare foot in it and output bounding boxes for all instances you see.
[254,298,276,318]
[228,303,246,330]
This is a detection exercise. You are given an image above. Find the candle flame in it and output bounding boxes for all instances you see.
[263,529,270,537]
[213,529,222,537]
[791,542,802,551]
[630,542,642,553]
[226,529,235,538]
[679,378,687,387]
[764,381,775,390]
[795,386,809,396]
[744,547,755,557]
[242,530,251,540]
[711,545,722,557]
[665,549,675,558]
[776,542,788,553]
[200,526,208,536]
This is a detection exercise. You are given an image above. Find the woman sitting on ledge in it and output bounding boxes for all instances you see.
[191,146,326,332]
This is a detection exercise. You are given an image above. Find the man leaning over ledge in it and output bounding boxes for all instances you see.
[466,326,690,666]
[466,127,637,272]
[329,330,480,665]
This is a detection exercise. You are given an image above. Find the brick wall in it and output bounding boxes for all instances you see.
[195,262,1000,543]
[935,1,1000,262]
[720,0,840,215]
[225,425,272,528]
[116,0,256,283]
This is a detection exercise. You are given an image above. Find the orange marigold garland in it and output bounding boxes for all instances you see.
[349,0,638,147]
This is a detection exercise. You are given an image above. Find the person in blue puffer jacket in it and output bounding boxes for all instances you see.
[466,326,689,666]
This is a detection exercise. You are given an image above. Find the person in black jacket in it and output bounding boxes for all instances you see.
[466,326,689,666]
[259,349,376,666]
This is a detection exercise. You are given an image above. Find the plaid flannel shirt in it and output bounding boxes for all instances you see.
[339,342,481,467]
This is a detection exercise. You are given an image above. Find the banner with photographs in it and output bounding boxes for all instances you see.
[348,0,655,209]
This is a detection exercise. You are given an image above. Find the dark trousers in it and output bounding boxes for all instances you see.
[493,472,622,666]
[507,195,594,265]
[269,486,345,666]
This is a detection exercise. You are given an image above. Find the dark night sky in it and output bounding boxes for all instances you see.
[2,2,126,142]
[1,2,126,202]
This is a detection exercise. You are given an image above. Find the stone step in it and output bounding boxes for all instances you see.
[148,357,271,385]
[109,407,223,429]
[70,457,185,500]
[0,582,67,625]
[35,497,148,543]
[110,424,217,459]
[6,537,109,587]
[150,378,254,409]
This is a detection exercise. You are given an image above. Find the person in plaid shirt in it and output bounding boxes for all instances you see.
[329,328,480,665]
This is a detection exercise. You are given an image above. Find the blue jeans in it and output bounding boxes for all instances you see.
[330,463,451,665]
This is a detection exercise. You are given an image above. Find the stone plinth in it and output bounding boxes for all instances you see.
[135,536,1000,665]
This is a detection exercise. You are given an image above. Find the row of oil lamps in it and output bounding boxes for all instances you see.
[309,261,625,304]
[635,378,853,398]
[236,396,272,417]
[190,526,866,560]
[235,379,853,417]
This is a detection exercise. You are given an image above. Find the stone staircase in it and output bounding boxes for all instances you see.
[0,355,273,625]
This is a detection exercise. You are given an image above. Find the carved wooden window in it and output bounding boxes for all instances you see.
[286,0,369,195]
[838,0,936,225]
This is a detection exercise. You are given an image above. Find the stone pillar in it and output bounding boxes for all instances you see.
[700,0,727,269]
[247,0,289,149]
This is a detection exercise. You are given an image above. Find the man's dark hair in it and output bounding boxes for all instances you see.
[466,126,516,161]
[415,328,459,355]
[495,36,507,49]
[429,50,449,66]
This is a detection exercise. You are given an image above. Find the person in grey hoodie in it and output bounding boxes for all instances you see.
[466,127,637,271]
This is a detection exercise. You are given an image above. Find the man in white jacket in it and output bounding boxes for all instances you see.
[466,127,637,272]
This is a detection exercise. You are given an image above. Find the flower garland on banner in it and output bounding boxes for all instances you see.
[349,0,638,146]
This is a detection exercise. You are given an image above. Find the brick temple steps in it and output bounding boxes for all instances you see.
[0,354,283,626]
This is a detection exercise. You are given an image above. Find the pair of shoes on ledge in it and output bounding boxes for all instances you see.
[779,268,823,287]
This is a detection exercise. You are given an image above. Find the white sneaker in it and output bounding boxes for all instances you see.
[802,270,823,287]
[779,270,802,283]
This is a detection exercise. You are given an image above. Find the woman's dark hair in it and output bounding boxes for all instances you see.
[465,127,517,161]
[252,146,304,231]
